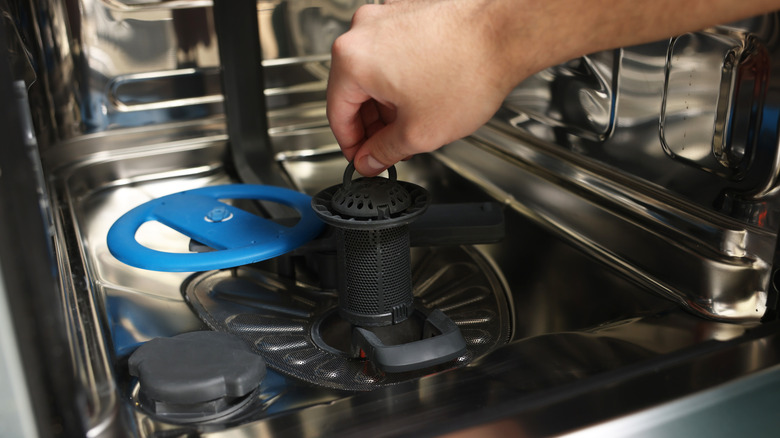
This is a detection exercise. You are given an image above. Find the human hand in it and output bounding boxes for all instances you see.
[326,0,536,176]
[327,0,780,177]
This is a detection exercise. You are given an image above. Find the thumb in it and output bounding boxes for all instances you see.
[352,124,411,177]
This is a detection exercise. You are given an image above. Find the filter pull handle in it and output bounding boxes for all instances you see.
[351,309,467,373]
[342,161,397,189]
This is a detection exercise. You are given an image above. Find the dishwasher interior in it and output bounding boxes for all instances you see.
[5,1,780,437]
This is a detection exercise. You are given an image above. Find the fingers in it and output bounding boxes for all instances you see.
[327,22,398,163]
[326,44,368,161]
[360,100,386,138]
[352,123,412,177]
[328,1,441,175]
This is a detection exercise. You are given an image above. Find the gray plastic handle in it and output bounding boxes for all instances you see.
[352,309,467,373]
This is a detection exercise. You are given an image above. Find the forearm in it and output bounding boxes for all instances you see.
[327,0,780,176]
[491,0,780,88]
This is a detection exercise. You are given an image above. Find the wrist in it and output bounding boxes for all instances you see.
[469,0,594,94]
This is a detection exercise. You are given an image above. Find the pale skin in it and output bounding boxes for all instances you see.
[327,0,780,176]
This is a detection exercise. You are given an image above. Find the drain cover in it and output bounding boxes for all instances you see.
[183,246,512,391]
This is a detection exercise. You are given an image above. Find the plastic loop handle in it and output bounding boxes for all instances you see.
[341,162,397,189]
[107,184,325,272]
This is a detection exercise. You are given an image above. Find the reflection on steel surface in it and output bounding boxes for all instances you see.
[505,50,619,142]
[107,67,223,112]
[32,0,363,136]
[485,16,780,322]
[661,30,768,178]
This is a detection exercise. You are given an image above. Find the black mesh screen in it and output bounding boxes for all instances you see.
[338,225,413,325]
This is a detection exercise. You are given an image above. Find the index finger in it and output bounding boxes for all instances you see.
[326,54,370,161]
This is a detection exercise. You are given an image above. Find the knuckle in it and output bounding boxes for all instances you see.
[352,4,380,23]
[330,34,352,57]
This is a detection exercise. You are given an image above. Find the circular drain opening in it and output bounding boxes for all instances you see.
[184,246,513,391]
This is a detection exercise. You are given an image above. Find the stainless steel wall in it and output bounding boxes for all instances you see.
[24,0,368,142]
[16,0,780,321]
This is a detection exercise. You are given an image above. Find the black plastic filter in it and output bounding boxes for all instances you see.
[338,225,412,325]
[312,164,430,326]
[331,168,412,219]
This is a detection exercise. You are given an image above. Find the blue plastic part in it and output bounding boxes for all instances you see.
[107,184,325,272]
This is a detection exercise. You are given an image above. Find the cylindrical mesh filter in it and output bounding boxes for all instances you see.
[337,225,413,326]
[312,163,430,327]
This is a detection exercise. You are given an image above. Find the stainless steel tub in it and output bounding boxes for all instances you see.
[37,112,779,436]
[4,0,780,436]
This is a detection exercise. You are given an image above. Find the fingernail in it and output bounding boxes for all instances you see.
[360,155,386,175]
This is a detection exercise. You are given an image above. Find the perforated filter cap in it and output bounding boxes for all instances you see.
[331,170,412,219]
[312,163,430,230]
